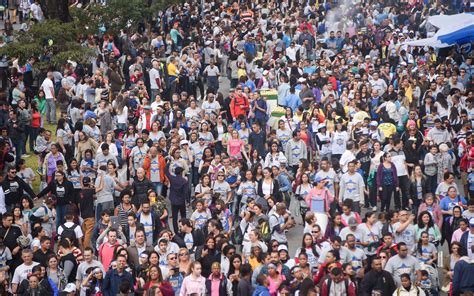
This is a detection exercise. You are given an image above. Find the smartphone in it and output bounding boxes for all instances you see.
[110,216,120,229]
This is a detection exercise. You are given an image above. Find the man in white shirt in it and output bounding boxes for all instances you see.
[11,249,40,294]
[369,72,388,96]
[76,247,105,296]
[339,141,356,174]
[40,72,56,124]
[148,60,162,101]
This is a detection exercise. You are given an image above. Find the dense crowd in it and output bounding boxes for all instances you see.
[0,0,474,295]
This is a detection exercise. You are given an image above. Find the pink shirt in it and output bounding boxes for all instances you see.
[451,228,467,243]
[267,275,285,296]
[228,139,244,158]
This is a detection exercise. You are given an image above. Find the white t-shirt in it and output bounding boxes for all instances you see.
[41,77,54,99]
[58,221,84,239]
[149,68,161,90]
[12,262,40,285]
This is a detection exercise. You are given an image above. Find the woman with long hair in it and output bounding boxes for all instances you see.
[415,231,437,266]
[444,205,464,250]
[409,165,429,214]
[180,261,206,295]
[178,248,191,274]
[227,254,242,295]
[75,131,99,162]
[141,265,174,295]
[257,167,280,205]
[415,211,441,245]
[294,233,320,271]
[30,100,42,153]
[47,254,67,292]
[376,152,399,212]
[197,236,220,278]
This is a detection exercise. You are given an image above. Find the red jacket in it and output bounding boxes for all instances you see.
[230,94,249,119]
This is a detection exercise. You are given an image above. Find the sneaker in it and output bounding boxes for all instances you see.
[22,154,31,158]
[372,206,377,212]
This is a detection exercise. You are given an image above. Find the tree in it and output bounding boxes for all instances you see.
[86,0,178,35]
[40,0,72,22]
[0,19,94,70]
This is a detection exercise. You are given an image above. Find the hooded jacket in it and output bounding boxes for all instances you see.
[452,256,474,296]
[252,285,271,296]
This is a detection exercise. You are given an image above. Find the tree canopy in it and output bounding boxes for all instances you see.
[0,0,178,70]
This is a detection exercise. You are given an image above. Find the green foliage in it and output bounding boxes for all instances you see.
[0,19,94,70]
[0,0,178,70]
[87,0,178,34]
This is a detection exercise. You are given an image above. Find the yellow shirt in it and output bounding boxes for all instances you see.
[167,63,178,77]
[378,122,397,138]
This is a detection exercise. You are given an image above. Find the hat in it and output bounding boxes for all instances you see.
[63,283,77,293]
[205,40,212,45]
[82,176,91,185]
[277,245,288,252]
[314,176,327,183]
[354,74,361,79]
[318,123,327,130]
[143,105,151,110]
[470,218,474,227]
[198,137,205,141]
[348,217,358,227]
[407,120,416,128]
[369,121,378,127]
[180,140,189,146]
[365,55,371,59]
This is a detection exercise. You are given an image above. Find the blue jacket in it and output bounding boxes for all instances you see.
[103,268,134,296]
[252,285,271,296]
[452,256,474,296]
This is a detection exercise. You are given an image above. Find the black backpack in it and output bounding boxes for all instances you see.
[60,223,79,242]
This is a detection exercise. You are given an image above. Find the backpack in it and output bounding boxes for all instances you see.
[232,219,249,245]
[29,205,47,227]
[257,218,271,243]
[60,223,79,242]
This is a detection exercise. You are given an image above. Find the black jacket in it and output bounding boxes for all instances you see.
[175,228,205,253]
[37,179,74,206]
[409,177,429,202]
[359,269,396,296]
[165,163,189,206]
[17,277,53,296]
[131,177,154,207]
[2,176,35,206]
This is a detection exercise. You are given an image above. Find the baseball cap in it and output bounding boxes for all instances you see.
[180,140,189,146]
[278,245,288,252]
[369,121,378,127]
[82,176,91,185]
[63,283,77,293]
[348,217,358,227]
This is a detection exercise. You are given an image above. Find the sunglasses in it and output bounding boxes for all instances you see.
[179,253,188,256]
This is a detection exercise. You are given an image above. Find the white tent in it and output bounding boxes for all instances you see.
[404,13,474,48]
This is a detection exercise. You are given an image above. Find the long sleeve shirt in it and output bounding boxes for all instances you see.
[284,139,307,167]
[339,172,365,202]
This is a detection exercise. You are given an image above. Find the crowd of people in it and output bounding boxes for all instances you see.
[0,0,474,295]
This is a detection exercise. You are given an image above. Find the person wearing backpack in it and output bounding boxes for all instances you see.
[57,213,83,249]
[268,203,296,245]
[319,267,357,296]
[29,196,55,237]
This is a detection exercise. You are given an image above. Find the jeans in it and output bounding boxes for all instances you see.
[82,217,95,248]
[380,185,395,212]
[95,201,114,222]
[152,182,163,196]
[29,126,39,153]
[171,204,186,233]
[395,175,410,209]
[56,204,68,229]
[426,175,437,194]
[45,98,56,124]
[23,125,30,153]
[13,137,24,165]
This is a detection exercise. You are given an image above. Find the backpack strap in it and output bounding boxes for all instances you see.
[327,278,332,293]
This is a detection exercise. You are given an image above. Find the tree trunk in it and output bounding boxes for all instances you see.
[40,0,72,22]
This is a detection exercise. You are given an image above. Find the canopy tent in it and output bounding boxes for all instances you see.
[404,13,474,48]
